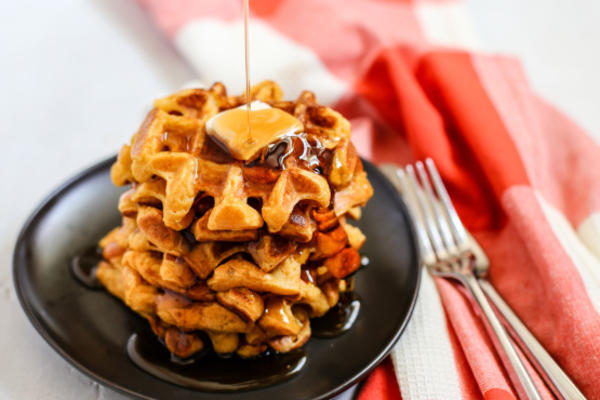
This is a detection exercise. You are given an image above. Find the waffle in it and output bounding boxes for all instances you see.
[97,81,373,358]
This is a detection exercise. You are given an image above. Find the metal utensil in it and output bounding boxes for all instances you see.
[474,253,586,399]
[400,160,585,400]
[384,159,542,400]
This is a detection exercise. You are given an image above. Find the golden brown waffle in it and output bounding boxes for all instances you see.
[97,81,373,358]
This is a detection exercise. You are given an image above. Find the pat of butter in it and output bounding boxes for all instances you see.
[206,101,303,161]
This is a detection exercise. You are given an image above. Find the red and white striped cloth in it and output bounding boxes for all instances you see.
[137,1,600,398]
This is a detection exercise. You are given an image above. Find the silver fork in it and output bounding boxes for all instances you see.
[471,229,586,399]
[382,159,586,400]
[389,159,542,400]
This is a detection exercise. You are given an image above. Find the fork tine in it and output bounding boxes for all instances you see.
[415,161,458,255]
[406,165,448,261]
[425,158,468,249]
[394,168,436,266]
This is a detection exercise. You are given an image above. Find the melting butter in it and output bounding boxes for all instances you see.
[206,101,303,161]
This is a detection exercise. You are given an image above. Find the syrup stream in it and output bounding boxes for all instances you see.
[243,0,253,144]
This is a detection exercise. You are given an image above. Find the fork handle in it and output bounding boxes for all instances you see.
[462,274,543,400]
[478,279,586,400]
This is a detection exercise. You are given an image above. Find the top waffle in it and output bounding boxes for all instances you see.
[110,81,373,238]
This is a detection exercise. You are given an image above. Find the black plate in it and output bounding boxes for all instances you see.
[13,157,420,400]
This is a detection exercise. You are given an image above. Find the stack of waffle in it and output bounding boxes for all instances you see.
[97,81,373,358]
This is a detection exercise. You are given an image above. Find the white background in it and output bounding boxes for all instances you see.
[0,1,598,398]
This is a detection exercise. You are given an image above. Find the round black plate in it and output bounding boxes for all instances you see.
[13,157,420,400]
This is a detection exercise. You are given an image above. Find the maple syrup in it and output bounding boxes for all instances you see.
[260,132,329,172]
[70,246,103,289]
[311,292,361,338]
[126,331,307,392]
[243,0,252,144]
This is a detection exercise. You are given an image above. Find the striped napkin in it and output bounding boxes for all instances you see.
[137,1,600,398]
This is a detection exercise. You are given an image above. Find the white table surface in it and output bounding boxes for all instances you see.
[1,1,598,399]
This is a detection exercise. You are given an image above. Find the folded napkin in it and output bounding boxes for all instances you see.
[138,0,600,398]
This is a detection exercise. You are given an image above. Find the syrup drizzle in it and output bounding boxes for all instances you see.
[243,0,253,144]
[257,132,329,172]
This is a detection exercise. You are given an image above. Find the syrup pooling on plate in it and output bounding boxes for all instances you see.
[70,246,103,289]
[127,331,307,392]
[126,295,359,390]
[311,292,361,338]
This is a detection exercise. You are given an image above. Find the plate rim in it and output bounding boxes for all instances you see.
[12,155,421,400]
